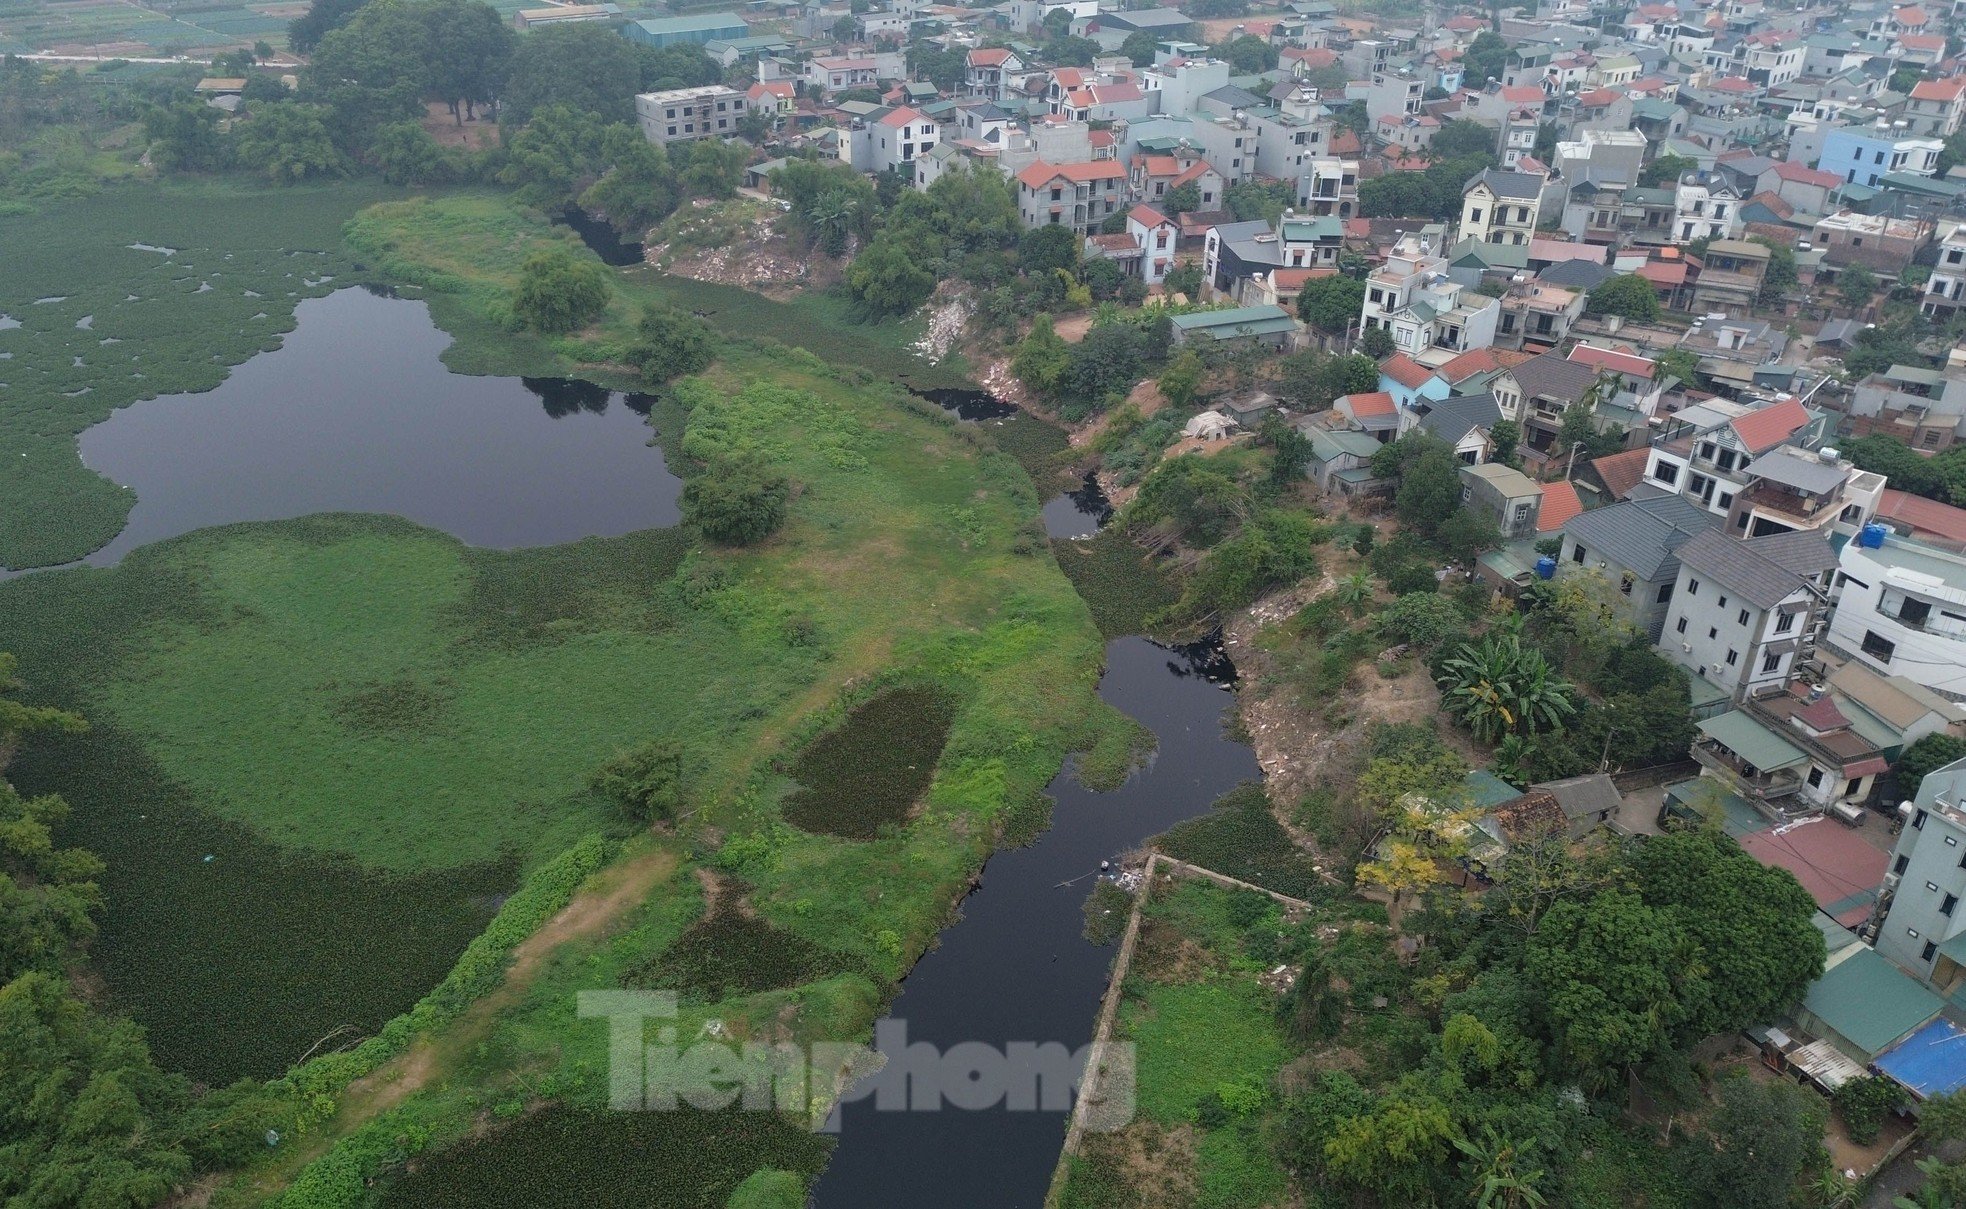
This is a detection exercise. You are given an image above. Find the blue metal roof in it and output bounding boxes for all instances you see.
[1876,1017,1966,1100]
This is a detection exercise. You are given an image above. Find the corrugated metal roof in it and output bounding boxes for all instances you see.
[1698,709,1808,770]
[1875,1016,1966,1098]
[1803,945,1943,1059]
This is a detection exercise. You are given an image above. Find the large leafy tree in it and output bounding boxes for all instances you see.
[421,0,514,124]
[1430,119,1498,162]
[1395,443,1463,538]
[1683,1077,1827,1209]
[1900,733,1966,799]
[500,20,642,126]
[1463,31,1508,86]
[1296,273,1365,334]
[232,102,347,183]
[288,0,367,53]
[1526,889,1688,1081]
[1584,273,1661,321]
[303,0,433,145]
[511,246,612,333]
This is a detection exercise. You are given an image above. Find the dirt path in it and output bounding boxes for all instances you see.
[238,846,681,1199]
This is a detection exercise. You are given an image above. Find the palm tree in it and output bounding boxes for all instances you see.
[1437,635,1575,746]
[1336,569,1373,613]
[1454,1128,1549,1209]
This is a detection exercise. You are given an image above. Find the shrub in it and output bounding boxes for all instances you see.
[589,739,685,824]
[511,246,611,333]
[682,456,790,545]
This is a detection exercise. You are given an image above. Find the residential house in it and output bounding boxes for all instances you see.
[1659,527,1838,702]
[1559,494,1721,639]
[1203,213,1346,297]
[806,55,891,95]
[1767,161,1844,216]
[1642,396,1816,521]
[1923,226,1966,321]
[965,48,1024,104]
[1905,77,1966,139]
[1568,344,1665,415]
[1727,446,1885,540]
[1495,280,1585,350]
[1015,160,1127,233]
[1691,239,1771,311]
[1489,349,1603,468]
[1847,364,1966,452]
[863,106,938,177]
[1377,351,1448,422]
[1830,527,1966,701]
[1358,231,1501,369]
[1674,173,1743,243]
[1300,423,1388,495]
[1334,390,1401,443]
[1813,211,1931,274]
[635,85,753,146]
[1122,204,1179,286]
[1875,759,1966,980]
[1459,461,1544,540]
[1129,151,1226,214]
[1460,168,1546,247]
[1420,393,1503,463]
[1300,157,1360,218]
[1818,127,1944,188]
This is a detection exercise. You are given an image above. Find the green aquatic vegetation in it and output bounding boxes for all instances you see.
[373,1107,833,1209]
[1051,525,1183,640]
[1155,783,1327,902]
[626,896,845,1003]
[0,180,401,568]
[779,686,958,839]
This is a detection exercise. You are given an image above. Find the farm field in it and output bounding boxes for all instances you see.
[1,180,1130,1205]
[0,0,299,59]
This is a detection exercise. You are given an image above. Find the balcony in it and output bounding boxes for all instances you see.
[1692,739,1803,800]
[1742,481,1830,520]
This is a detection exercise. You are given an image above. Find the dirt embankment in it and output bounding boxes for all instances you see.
[645,198,840,298]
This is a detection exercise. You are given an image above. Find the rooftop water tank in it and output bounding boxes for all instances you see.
[1859,522,1889,549]
[1535,556,1557,580]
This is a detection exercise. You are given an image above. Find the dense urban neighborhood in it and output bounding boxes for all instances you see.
[21,0,1966,1203]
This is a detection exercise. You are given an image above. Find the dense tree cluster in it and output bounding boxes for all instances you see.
[1358,154,1494,219]
[0,657,298,1207]
[1843,432,1966,507]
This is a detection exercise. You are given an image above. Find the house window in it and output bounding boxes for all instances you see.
[1737,608,1750,627]
[1808,767,1825,788]
[1658,582,1674,604]
[1677,616,1689,634]
[1862,630,1897,664]
[1925,940,1940,962]
[1469,207,1485,224]
[1762,651,1781,673]
[1945,894,1959,917]
[1725,648,1739,665]
[1899,854,1913,874]
[1776,611,1796,633]
[1717,595,1728,609]
[1916,808,1930,830]
[1653,462,1678,484]
[1687,578,1699,596]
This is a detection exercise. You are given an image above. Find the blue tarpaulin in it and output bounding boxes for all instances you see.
[1876,1018,1966,1100]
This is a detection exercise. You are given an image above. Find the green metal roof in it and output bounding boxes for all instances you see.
[1697,710,1807,771]
[1465,769,1522,810]
[1281,216,1344,241]
[1631,99,1679,121]
[1169,306,1297,338]
[1334,465,1379,484]
[1803,946,1943,1058]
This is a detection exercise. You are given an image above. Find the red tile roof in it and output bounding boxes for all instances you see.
[1500,85,1544,103]
[1341,390,1397,418]
[969,47,1011,66]
[1589,447,1651,500]
[1270,267,1336,287]
[1330,130,1363,155]
[1710,75,1755,93]
[1911,77,1966,103]
[1538,480,1584,532]
[1771,161,1841,188]
[1575,87,1623,107]
[1128,203,1171,228]
[1794,693,1854,732]
[1568,344,1656,379]
[1877,487,1966,544]
[1529,238,1604,264]
[1635,260,1687,285]
[1903,33,1947,50]
[1380,352,1436,389]
[877,106,926,128]
[1438,346,1534,383]
[1015,159,1127,188]
[1729,398,1810,453]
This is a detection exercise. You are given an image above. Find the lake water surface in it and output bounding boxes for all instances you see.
[55,287,679,568]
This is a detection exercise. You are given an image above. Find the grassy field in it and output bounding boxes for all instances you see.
[0,0,298,57]
[3,181,1126,1204]
[0,180,401,567]
[1058,877,1299,1209]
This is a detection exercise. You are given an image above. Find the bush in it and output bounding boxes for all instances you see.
[630,305,715,384]
[1376,592,1466,649]
[1834,1075,1904,1146]
[589,739,685,824]
[511,246,611,333]
[682,456,790,545]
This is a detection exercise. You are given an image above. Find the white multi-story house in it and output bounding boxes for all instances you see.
[1358,231,1502,368]
[1925,225,1966,320]
[965,47,1024,103]
[1641,396,1819,520]
[1830,527,1966,701]
[1299,157,1359,218]
[1874,759,1966,982]
[1673,172,1742,243]
[1659,527,1837,701]
[1459,168,1545,246]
